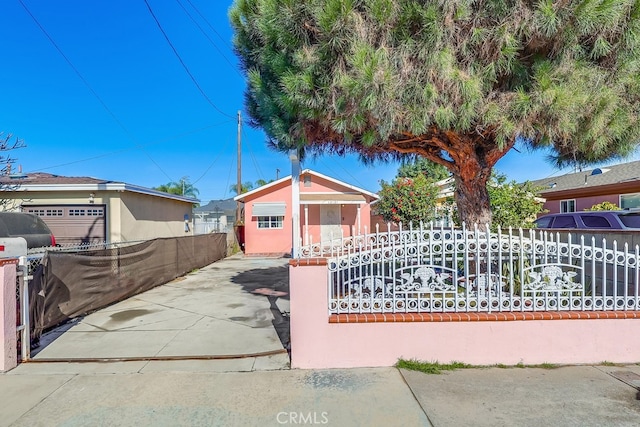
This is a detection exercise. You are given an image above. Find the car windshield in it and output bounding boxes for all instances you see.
[618,213,640,228]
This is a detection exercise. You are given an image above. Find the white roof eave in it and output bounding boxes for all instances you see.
[234,169,380,202]
[10,183,199,204]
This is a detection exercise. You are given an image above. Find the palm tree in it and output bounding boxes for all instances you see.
[154,176,199,199]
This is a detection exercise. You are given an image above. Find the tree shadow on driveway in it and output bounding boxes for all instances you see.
[230,265,290,352]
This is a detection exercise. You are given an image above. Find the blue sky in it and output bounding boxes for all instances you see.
[2,1,638,203]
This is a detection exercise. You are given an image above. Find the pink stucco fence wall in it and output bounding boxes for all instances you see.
[289,259,640,369]
[0,259,18,372]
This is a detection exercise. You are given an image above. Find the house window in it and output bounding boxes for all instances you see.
[620,193,640,209]
[560,200,576,213]
[303,174,312,187]
[257,216,284,229]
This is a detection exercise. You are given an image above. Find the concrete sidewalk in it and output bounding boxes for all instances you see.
[402,364,640,427]
[1,366,430,427]
[2,362,640,426]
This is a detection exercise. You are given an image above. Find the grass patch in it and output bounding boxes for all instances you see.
[599,361,619,366]
[396,359,473,374]
[397,358,560,373]
[527,362,558,369]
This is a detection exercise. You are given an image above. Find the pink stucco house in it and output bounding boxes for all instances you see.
[234,170,379,256]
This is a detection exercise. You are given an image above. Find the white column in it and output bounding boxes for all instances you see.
[357,204,361,235]
[304,204,309,245]
[289,150,301,258]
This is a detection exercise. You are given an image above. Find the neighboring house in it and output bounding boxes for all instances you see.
[193,198,237,234]
[234,169,379,256]
[0,172,198,245]
[529,160,640,214]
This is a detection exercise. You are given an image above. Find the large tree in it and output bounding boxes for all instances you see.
[230,0,640,224]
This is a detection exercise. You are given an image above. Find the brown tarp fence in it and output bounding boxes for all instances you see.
[30,233,226,339]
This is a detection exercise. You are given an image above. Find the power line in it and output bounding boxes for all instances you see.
[243,122,265,180]
[143,0,234,119]
[29,120,233,173]
[223,146,235,199]
[174,0,243,78]
[17,0,174,182]
[184,0,235,50]
[318,156,368,189]
[191,132,234,186]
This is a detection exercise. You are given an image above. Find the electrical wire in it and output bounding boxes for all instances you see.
[184,0,235,51]
[29,120,233,173]
[191,132,234,186]
[17,0,175,182]
[318,156,368,189]
[174,0,243,78]
[223,147,235,199]
[243,123,265,180]
[143,0,234,119]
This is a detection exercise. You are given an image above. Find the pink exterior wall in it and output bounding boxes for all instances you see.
[290,261,640,369]
[243,174,375,255]
[244,182,293,256]
[543,194,620,214]
[0,259,18,372]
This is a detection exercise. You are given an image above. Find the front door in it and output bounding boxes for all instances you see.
[320,205,342,242]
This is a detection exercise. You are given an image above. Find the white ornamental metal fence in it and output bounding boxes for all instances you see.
[297,223,640,314]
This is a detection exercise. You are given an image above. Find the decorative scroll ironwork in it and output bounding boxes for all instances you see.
[312,223,640,314]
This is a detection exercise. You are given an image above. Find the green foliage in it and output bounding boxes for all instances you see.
[396,359,472,374]
[397,358,560,373]
[154,176,199,199]
[229,179,275,195]
[585,201,620,211]
[230,0,640,224]
[488,173,546,229]
[229,181,255,195]
[397,157,449,181]
[375,174,439,224]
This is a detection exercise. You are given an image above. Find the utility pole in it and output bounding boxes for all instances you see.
[236,110,242,223]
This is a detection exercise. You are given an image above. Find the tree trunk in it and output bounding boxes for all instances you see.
[389,129,514,226]
[453,172,492,226]
[447,139,501,226]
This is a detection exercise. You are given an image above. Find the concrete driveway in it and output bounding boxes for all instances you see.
[27,254,291,372]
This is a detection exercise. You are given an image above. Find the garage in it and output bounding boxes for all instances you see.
[1,172,198,243]
[22,204,106,246]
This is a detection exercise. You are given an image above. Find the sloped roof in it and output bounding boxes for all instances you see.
[0,172,108,185]
[530,160,640,194]
[194,198,236,214]
[0,172,198,204]
[233,169,379,202]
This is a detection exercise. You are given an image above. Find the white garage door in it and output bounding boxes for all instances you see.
[23,205,106,245]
